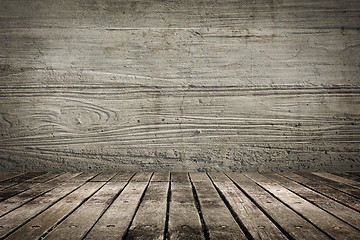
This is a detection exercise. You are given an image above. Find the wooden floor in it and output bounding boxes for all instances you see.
[0,172,359,239]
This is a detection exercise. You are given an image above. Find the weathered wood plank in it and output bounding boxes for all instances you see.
[265,173,360,230]
[43,181,128,240]
[169,179,204,240]
[298,172,360,198]
[280,172,360,211]
[245,172,360,239]
[0,173,25,183]
[84,181,149,239]
[0,173,82,216]
[226,172,330,239]
[126,181,169,239]
[208,172,288,240]
[67,172,99,182]
[110,172,135,182]
[151,172,170,182]
[89,173,117,182]
[0,181,84,238]
[332,172,360,182]
[312,172,360,189]
[131,172,153,182]
[0,172,46,190]
[6,182,104,240]
[189,172,247,239]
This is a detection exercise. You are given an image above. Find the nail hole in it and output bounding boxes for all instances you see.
[69,225,77,228]
[107,225,115,228]
[32,225,41,229]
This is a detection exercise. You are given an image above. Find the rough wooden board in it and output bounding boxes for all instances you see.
[280,172,360,211]
[151,172,170,182]
[0,172,60,201]
[169,181,205,240]
[67,172,99,182]
[131,172,153,182]
[0,172,46,190]
[298,172,360,198]
[84,181,149,240]
[208,172,287,240]
[226,172,330,239]
[266,173,360,230]
[245,172,360,240]
[0,181,84,238]
[110,172,135,182]
[189,172,247,239]
[126,182,169,239]
[1,0,360,172]
[0,173,81,216]
[171,172,190,183]
[43,181,127,240]
[312,172,360,189]
[0,173,25,182]
[332,172,360,182]
[6,182,104,240]
[89,173,117,182]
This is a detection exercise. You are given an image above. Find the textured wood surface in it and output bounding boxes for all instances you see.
[0,0,359,172]
[0,172,359,239]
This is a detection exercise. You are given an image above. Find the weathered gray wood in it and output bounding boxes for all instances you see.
[6,182,104,240]
[266,173,360,230]
[43,181,128,240]
[84,181,149,239]
[298,172,360,198]
[0,172,46,190]
[0,181,84,238]
[281,172,360,211]
[169,180,204,240]
[0,0,359,172]
[171,172,190,183]
[66,172,99,182]
[226,172,330,239]
[0,173,82,216]
[189,172,247,239]
[151,172,170,182]
[89,172,117,182]
[131,172,153,182]
[126,182,169,239]
[312,172,360,189]
[333,172,360,182]
[0,173,25,182]
[110,172,135,182]
[208,172,288,240]
[245,172,360,240]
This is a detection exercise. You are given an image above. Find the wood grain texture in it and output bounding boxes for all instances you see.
[0,0,359,172]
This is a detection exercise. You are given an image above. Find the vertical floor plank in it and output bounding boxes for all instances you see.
[6,182,104,240]
[245,172,360,240]
[151,172,170,182]
[89,173,117,182]
[131,172,153,182]
[226,172,330,240]
[43,181,128,240]
[265,173,360,230]
[208,172,288,240]
[0,172,81,216]
[125,181,169,239]
[84,176,151,239]
[311,172,360,189]
[281,172,360,211]
[169,173,204,240]
[189,172,247,240]
[110,172,135,182]
[0,181,85,238]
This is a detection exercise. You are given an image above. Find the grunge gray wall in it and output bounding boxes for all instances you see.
[0,0,359,172]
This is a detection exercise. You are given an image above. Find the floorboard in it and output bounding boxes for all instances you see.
[0,172,359,240]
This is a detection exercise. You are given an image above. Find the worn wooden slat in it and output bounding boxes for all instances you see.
[265,173,360,230]
[226,172,330,239]
[208,172,288,240]
[298,172,360,198]
[0,172,60,202]
[151,172,170,182]
[332,172,360,182]
[245,172,360,240]
[126,181,169,239]
[281,172,360,211]
[43,181,128,240]
[6,182,104,240]
[0,181,84,238]
[0,172,46,190]
[189,172,247,239]
[312,172,360,189]
[66,172,99,182]
[89,173,117,182]
[110,172,135,182]
[169,177,204,240]
[84,181,149,239]
[131,172,153,182]
[0,173,25,183]
[0,173,82,216]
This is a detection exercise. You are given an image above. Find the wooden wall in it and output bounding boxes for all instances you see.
[0,0,359,172]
